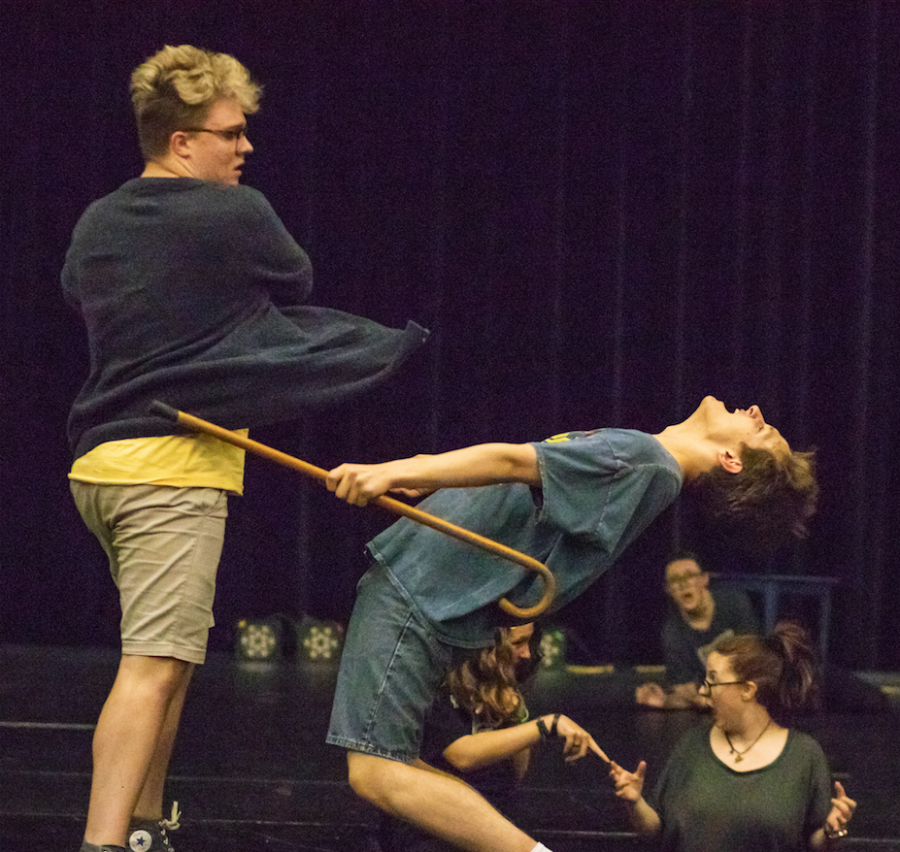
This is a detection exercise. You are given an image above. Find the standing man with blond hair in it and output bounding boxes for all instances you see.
[63,45,427,852]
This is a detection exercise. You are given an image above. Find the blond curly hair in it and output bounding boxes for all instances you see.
[130,45,261,159]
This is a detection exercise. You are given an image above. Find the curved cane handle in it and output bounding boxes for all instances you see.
[150,402,556,619]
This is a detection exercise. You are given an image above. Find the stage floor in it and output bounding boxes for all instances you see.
[2,644,899,852]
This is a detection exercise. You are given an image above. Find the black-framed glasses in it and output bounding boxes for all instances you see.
[184,126,248,143]
[699,678,746,695]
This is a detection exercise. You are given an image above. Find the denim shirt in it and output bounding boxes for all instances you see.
[369,428,683,646]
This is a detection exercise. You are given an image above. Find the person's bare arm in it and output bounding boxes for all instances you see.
[609,760,662,837]
[636,681,704,710]
[664,682,705,709]
[443,714,608,772]
[326,443,540,507]
[442,722,538,773]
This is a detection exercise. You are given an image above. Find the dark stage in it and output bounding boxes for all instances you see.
[5,4,900,849]
[2,645,899,852]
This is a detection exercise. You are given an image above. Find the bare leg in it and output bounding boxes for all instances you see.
[348,751,536,852]
[132,661,193,820]
[83,655,192,846]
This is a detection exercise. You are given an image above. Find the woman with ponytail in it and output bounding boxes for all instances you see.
[610,621,856,851]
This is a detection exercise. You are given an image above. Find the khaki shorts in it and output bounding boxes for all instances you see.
[70,481,228,664]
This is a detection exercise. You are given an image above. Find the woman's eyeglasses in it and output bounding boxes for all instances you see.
[699,678,746,695]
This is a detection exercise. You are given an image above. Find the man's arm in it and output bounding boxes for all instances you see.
[635,681,704,709]
[326,443,541,507]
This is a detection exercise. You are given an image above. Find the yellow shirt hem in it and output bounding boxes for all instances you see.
[69,432,247,495]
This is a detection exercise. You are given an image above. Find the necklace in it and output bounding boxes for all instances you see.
[724,718,772,762]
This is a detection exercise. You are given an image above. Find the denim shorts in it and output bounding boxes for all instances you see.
[327,562,455,762]
[70,481,227,664]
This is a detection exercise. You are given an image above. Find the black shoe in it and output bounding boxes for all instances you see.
[128,802,181,852]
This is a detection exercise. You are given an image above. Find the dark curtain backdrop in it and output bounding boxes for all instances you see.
[2,1,898,669]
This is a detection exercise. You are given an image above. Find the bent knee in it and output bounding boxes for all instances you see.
[347,751,378,797]
[347,751,403,805]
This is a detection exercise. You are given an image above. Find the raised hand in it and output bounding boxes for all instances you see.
[635,682,667,707]
[609,760,647,803]
[824,780,856,839]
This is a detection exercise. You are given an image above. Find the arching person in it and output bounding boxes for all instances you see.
[325,397,818,852]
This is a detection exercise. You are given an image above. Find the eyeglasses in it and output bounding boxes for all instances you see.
[666,572,704,589]
[699,678,746,695]
[184,125,248,143]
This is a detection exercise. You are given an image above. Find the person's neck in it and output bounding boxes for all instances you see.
[653,422,718,482]
[727,702,776,743]
[141,158,191,179]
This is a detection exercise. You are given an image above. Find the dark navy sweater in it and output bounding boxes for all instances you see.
[62,178,427,458]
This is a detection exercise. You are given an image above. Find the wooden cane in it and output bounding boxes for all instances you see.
[149,401,556,619]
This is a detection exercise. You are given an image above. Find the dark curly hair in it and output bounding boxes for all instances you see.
[692,445,818,551]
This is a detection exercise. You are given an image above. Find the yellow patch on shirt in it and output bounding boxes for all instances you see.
[544,432,575,443]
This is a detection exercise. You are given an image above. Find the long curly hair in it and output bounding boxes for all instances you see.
[444,628,536,731]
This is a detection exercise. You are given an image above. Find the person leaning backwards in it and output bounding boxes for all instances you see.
[325,396,817,852]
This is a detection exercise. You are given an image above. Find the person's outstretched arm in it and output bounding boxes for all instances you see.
[326,443,540,506]
[444,713,608,773]
[636,681,705,710]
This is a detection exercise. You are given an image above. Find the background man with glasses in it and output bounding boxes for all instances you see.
[62,44,427,852]
[636,552,759,709]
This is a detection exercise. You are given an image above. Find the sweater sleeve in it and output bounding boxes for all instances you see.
[232,186,313,307]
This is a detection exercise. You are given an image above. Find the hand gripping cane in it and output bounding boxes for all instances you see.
[149,402,556,620]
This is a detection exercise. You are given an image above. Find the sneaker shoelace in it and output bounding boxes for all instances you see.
[160,801,181,833]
